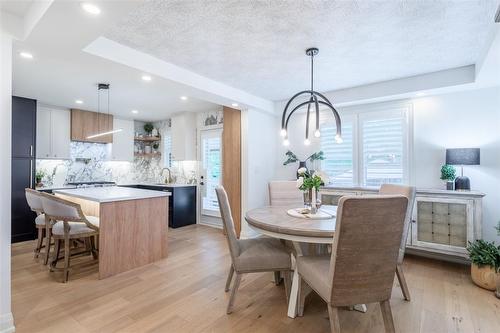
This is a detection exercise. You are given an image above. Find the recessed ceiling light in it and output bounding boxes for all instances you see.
[19,52,33,59]
[131,109,139,114]
[81,2,101,15]
[231,103,239,107]
[180,96,188,101]
[141,75,152,82]
[75,100,83,104]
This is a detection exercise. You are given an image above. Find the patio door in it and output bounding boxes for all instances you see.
[199,128,222,217]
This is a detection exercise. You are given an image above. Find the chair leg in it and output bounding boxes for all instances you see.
[380,300,396,333]
[34,228,43,259]
[227,273,241,314]
[274,271,282,285]
[297,275,306,317]
[43,227,52,265]
[396,264,411,301]
[90,236,98,260]
[283,270,292,304]
[63,238,71,283]
[327,304,341,333]
[50,239,61,271]
[225,265,234,292]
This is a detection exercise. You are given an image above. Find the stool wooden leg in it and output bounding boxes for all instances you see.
[50,239,61,271]
[34,228,43,259]
[90,236,98,260]
[43,227,52,265]
[63,236,70,283]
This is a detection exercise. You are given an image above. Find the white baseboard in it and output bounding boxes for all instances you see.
[0,313,15,333]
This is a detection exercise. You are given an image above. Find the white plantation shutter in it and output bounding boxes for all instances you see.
[164,134,172,167]
[321,121,354,186]
[202,135,222,212]
[360,109,408,186]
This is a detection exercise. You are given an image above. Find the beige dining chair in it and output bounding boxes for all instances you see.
[379,183,416,301]
[296,195,408,333]
[216,186,292,314]
[39,192,99,283]
[268,181,303,206]
[25,188,52,264]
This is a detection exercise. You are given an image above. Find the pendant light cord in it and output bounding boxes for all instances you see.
[310,52,314,93]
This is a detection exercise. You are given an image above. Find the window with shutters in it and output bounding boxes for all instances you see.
[320,103,411,186]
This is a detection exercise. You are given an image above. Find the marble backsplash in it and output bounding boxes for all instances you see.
[36,141,197,188]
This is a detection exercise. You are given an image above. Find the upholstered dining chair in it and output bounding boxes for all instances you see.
[25,188,52,264]
[379,184,416,301]
[39,192,99,283]
[268,181,303,206]
[296,195,408,333]
[215,186,292,314]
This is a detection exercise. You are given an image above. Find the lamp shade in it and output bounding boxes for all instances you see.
[445,148,480,165]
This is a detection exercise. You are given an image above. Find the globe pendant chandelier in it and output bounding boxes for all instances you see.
[280,48,342,146]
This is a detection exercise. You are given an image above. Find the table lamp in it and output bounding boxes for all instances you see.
[445,148,480,190]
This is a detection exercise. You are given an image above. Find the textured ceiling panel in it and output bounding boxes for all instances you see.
[107,0,500,101]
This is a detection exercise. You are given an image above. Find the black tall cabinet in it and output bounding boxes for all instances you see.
[11,96,37,243]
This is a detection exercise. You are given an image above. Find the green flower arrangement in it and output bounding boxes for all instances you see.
[440,164,456,181]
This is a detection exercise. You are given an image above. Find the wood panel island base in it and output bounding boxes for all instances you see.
[54,187,170,279]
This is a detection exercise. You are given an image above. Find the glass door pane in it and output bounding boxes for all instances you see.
[200,129,222,216]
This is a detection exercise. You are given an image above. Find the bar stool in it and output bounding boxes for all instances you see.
[39,192,99,283]
[25,188,53,264]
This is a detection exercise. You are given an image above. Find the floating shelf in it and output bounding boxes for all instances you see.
[134,136,161,142]
[135,153,161,157]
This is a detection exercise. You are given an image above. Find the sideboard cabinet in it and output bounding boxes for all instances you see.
[320,186,485,263]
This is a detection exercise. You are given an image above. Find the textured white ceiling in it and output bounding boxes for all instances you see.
[0,1,33,17]
[106,0,500,101]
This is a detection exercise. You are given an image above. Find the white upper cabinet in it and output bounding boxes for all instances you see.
[171,112,197,161]
[111,118,134,161]
[36,106,70,159]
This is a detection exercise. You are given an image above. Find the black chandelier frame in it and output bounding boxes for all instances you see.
[280,48,342,144]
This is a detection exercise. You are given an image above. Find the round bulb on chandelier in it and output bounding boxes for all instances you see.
[314,130,321,138]
[304,138,311,145]
[283,139,290,146]
[335,135,343,144]
[280,129,287,137]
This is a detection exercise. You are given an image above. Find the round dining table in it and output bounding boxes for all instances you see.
[245,205,367,318]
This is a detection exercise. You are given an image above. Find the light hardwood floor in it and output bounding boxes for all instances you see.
[11,225,500,333]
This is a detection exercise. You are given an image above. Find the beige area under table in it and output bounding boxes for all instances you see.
[54,187,169,279]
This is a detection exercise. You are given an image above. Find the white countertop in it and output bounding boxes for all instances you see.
[118,182,197,188]
[53,186,171,203]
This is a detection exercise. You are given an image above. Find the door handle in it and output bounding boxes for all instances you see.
[29,160,33,189]
[30,145,33,157]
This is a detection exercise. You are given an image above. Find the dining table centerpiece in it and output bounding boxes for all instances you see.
[296,168,329,214]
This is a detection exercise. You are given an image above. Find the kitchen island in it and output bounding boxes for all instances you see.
[53,187,170,279]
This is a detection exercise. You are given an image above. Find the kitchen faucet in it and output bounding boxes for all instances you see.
[160,167,173,184]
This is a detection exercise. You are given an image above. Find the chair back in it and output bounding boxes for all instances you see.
[268,181,303,206]
[379,183,416,264]
[25,188,44,214]
[328,195,408,306]
[39,192,96,230]
[215,187,240,261]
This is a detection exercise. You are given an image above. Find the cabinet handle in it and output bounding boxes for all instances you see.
[29,160,33,189]
[30,145,33,157]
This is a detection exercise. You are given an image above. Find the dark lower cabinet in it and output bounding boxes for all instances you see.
[120,184,197,228]
[11,96,37,243]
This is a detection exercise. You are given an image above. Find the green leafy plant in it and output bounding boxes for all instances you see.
[467,240,500,272]
[496,221,500,236]
[283,150,299,166]
[297,168,328,191]
[35,170,45,184]
[440,164,456,181]
[307,151,325,162]
[144,123,154,134]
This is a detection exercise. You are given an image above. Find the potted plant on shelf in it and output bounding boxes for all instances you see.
[35,170,45,188]
[467,238,500,292]
[440,164,456,190]
[144,123,154,136]
[152,142,159,154]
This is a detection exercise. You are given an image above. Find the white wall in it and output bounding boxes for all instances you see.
[0,31,15,333]
[413,87,500,242]
[241,108,279,237]
[274,87,500,243]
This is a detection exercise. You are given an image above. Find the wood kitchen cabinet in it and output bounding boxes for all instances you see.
[71,109,113,143]
[36,106,70,159]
